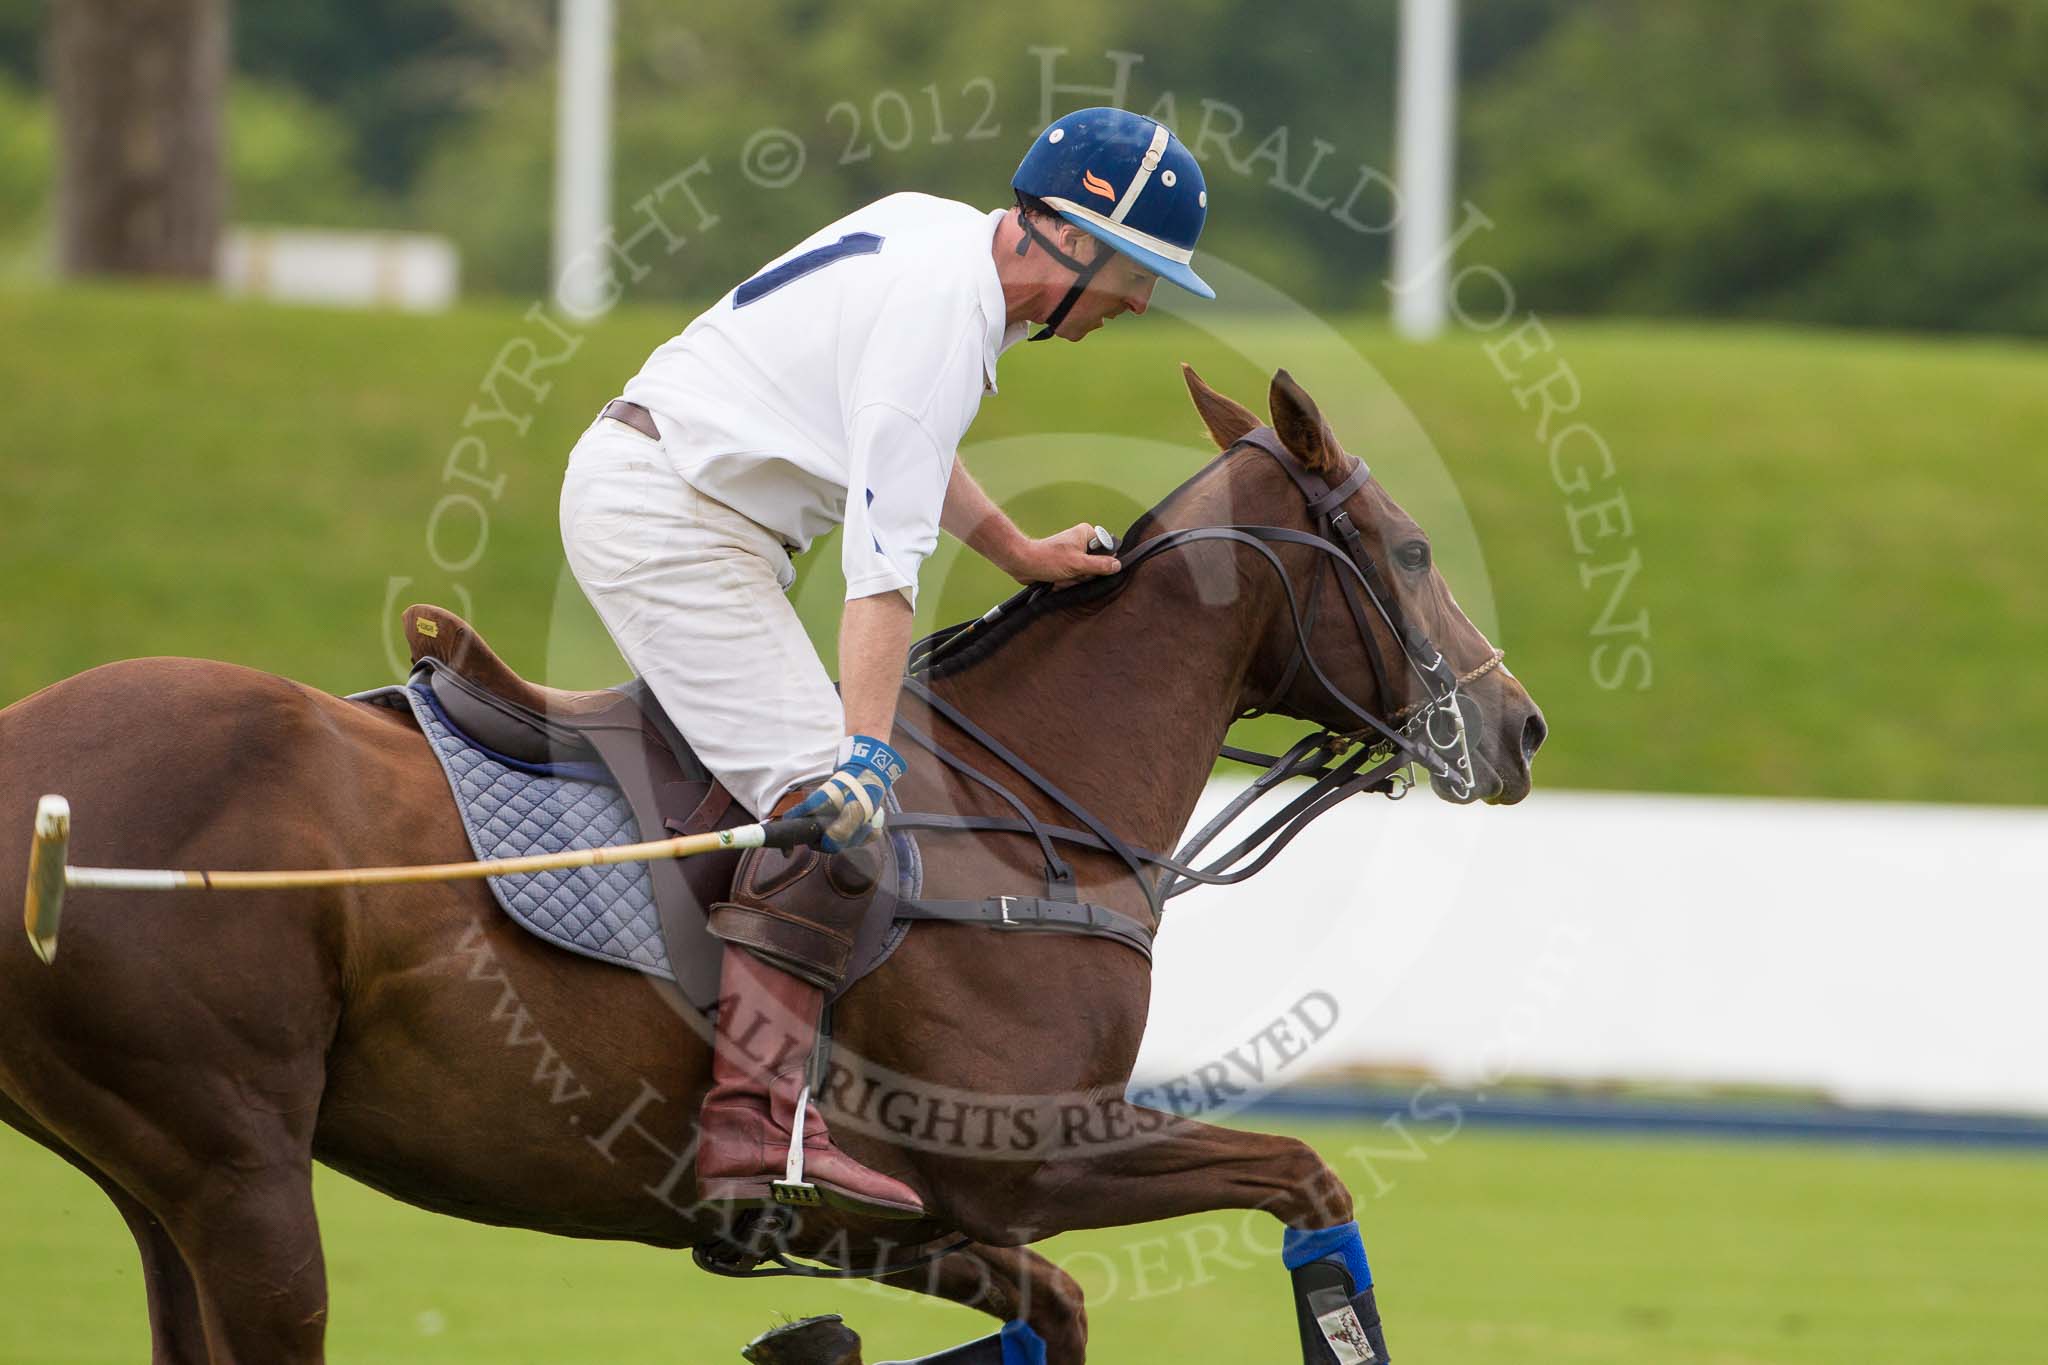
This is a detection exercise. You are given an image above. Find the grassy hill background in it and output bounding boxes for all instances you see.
[3,284,2043,803]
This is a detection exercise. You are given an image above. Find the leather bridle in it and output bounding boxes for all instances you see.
[713,429,1509,1283]
[1142,425,1503,799]
[889,425,1505,942]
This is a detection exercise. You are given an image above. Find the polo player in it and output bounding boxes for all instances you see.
[560,108,1213,1219]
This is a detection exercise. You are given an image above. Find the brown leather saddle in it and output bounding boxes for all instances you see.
[399,603,904,1011]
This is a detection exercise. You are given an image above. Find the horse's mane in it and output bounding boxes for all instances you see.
[914,443,1248,682]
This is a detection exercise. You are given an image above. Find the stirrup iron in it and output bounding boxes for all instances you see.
[770,1082,823,1208]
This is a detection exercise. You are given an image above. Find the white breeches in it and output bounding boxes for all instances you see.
[560,416,840,820]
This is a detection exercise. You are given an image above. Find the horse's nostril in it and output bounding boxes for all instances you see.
[1521,711,1548,762]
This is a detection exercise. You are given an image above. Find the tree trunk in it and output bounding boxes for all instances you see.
[52,0,229,279]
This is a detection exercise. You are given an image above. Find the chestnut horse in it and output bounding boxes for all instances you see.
[0,369,1543,1363]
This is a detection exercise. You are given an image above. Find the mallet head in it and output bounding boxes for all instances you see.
[24,794,69,966]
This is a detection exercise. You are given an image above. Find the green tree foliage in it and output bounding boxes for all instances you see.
[0,70,387,258]
[0,0,36,84]
[4,0,2041,333]
[407,0,1437,305]
[235,0,504,193]
[228,83,390,227]
[0,73,49,274]
[1462,0,2048,334]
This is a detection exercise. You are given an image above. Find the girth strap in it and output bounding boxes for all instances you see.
[892,896,1155,961]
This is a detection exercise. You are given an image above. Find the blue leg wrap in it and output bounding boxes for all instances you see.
[1284,1222,1390,1362]
[999,1320,1047,1365]
[1282,1221,1373,1291]
[879,1319,1047,1365]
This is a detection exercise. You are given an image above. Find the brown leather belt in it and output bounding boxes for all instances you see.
[600,402,798,552]
[600,398,660,441]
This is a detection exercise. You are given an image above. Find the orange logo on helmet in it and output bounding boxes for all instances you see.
[1081,169,1117,200]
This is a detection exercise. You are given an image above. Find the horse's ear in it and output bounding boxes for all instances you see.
[1180,363,1260,451]
[1269,369,1339,473]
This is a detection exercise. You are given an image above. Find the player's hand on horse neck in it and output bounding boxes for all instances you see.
[842,458,1122,743]
[1017,521,1123,586]
[838,589,916,741]
[942,457,1122,585]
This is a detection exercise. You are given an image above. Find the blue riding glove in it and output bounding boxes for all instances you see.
[788,735,907,852]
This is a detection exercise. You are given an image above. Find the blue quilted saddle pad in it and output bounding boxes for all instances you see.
[349,681,922,983]
[354,682,676,978]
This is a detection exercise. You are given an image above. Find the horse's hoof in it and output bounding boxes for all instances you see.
[693,1238,767,1276]
[740,1314,864,1365]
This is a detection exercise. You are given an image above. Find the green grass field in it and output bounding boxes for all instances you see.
[3,284,2045,802]
[3,283,2044,1360]
[3,1117,2043,1363]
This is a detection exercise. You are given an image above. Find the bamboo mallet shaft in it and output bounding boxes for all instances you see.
[24,793,830,967]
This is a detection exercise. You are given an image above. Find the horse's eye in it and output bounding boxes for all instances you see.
[1396,540,1431,572]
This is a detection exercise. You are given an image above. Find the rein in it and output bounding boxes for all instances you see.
[886,427,1505,948]
[700,428,1501,1283]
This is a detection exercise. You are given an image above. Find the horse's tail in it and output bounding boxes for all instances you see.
[0,693,47,1118]
[0,697,31,969]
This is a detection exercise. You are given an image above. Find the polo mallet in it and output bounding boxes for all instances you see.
[21,793,833,967]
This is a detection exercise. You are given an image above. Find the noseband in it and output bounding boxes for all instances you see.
[888,425,1506,941]
[1122,426,1504,801]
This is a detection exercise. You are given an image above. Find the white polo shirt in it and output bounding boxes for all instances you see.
[623,193,1027,605]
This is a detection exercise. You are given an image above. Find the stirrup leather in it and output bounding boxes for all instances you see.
[770,1082,824,1208]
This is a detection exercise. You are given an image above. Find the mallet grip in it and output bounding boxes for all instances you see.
[759,816,829,851]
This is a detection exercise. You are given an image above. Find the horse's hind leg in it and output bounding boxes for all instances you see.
[0,1091,208,1363]
[104,1178,211,1364]
[875,1243,1087,1364]
[160,1146,328,1364]
[0,1011,333,1362]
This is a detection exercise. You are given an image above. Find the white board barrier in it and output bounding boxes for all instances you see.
[1135,786,2048,1117]
[218,229,459,313]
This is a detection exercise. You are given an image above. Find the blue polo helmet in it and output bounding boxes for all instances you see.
[1012,107,1214,300]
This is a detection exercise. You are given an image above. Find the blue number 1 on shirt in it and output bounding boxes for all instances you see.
[733,232,885,308]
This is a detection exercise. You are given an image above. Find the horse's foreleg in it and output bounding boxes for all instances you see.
[1000,1115,1384,1364]
[873,1242,1086,1364]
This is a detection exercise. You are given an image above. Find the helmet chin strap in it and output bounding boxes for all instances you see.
[1016,213,1111,341]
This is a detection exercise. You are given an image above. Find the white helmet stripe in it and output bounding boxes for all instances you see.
[1110,123,1171,225]
[1038,195,1195,265]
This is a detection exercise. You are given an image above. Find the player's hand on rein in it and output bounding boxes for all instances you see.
[1011,522,1122,588]
[787,736,907,852]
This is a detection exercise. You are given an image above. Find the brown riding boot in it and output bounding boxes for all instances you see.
[696,944,924,1219]
[697,785,922,1219]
